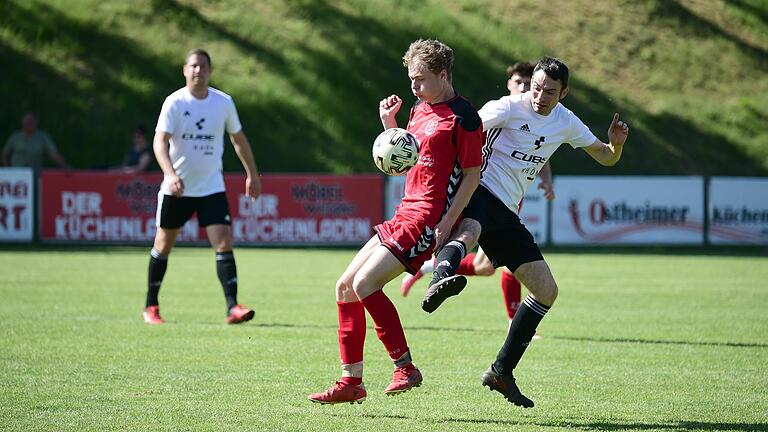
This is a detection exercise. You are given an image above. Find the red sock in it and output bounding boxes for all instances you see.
[457,253,476,275]
[360,290,409,361]
[337,301,365,385]
[501,271,522,320]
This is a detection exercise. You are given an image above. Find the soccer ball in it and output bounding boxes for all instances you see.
[372,128,420,175]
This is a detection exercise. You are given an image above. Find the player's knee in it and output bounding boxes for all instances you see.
[456,218,481,248]
[535,280,558,306]
[350,274,371,299]
[335,277,356,302]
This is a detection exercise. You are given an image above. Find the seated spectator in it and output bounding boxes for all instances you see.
[112,126,152,174]
[2,112,69,170]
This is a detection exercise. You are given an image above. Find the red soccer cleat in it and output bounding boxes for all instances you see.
[384,365,423,395]
[400,271,424,297]
[226,304,255,324]
[143,305,165,324]
[308,381,367,404]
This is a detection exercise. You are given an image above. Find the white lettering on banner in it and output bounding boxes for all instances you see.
[238,194,278,217]
[61,192,102,215]
[53,216,199,241]
[232,218,371,243]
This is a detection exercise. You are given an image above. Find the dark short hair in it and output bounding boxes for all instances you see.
[133,125,147,136]
[185,48,212,68]
[403,39,454,82]
[534,57,569,90]
[506,61,535,80]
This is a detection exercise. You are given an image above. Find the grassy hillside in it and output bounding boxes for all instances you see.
[1,0,766,175]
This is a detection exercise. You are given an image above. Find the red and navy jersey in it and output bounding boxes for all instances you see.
[395,94,483,226]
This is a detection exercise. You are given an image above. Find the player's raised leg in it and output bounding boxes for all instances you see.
[422,218,481,313]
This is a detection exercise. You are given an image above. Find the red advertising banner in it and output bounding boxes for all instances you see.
[40,171,383,245]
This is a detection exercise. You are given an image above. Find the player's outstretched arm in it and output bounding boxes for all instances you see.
[379,95,403,130]
[230,131,261,200]
[583,113,629,166]
[153,131,184,196]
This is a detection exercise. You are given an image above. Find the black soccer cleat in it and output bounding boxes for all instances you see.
[481,366,534,408]
[421,275,467,313]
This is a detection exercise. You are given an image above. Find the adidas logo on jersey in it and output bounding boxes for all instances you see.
[519,124,530,132]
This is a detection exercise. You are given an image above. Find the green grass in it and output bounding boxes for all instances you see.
[1,247,767,431]
[1,0,767,175]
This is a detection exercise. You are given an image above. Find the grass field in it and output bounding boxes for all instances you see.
[1,247,767,431]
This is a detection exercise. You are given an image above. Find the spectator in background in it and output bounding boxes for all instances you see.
[2,112,69,170]
[111,126,152,174]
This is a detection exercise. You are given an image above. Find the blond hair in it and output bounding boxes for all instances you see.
[402,39,454,81]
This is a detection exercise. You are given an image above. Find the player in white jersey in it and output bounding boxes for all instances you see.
[143,49,262,325]
[423,57,629,407]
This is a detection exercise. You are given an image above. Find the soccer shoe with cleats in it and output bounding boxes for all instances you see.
[226,304,255,324]
[383,365,423,395]
[308,381,367,404]
[481,366,534,408]
[143,305,165,324]
[400,270,424,297]
[421,275,467,313]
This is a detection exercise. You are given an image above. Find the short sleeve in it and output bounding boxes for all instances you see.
[225,98,243,135]
[478,97,511,131]
[567,113,598,149]
[456,120,484,169]
[155,97,175,133]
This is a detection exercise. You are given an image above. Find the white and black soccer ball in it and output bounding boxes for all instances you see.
[372,128,420,176]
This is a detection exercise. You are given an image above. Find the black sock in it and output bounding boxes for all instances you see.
[432,240,466,283]
[146,248,168,307]
[216,251,238,312]
[493,295,550,375]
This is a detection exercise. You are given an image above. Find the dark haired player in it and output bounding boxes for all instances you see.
[423,57,629,407]
[143,48,261,325]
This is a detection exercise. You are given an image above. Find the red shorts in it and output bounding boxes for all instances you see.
[375,215,436,275]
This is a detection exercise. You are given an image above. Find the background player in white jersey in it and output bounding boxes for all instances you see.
[143,49,262,325]
[423,57,629,407]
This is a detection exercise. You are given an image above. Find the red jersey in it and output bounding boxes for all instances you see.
[395,95,483,226]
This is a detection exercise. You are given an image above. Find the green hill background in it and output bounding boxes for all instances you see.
[2,0,767,175]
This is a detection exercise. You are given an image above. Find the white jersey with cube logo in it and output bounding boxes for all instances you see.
[155,87,242,197]
[478,93,597,214]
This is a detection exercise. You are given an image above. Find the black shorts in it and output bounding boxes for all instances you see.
[463,185,544,273]
[156,192,232,229]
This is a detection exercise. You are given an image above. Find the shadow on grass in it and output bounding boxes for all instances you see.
[327,411,767,431]
[441,417,768,431]
[256,322,767,349]
[551,335,768,349]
